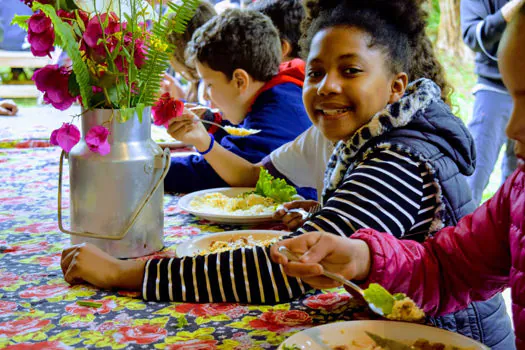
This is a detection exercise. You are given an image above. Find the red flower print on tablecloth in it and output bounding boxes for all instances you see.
[37,253,62,267]
[0,271,20,288]
[4,241,49,255]
[175,303,249,319]
[112,324,167,345]
[0,318,51,337]
[165,339,218,350]
[0,301,17,315]
[15,223,58,234]
[3,340,72,350]
[303,292,351,311]
[20,284,69,299]
[65,299,117,315]
[165,205,187,215]
[164,226,201,238]
[0,213,15,223]
[249,310,312,333]
[0,196,34,205]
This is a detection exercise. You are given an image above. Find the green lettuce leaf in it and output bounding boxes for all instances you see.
[363,283,395,315]
[254,168,297,203]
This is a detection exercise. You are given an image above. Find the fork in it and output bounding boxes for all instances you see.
[284,202,322,221]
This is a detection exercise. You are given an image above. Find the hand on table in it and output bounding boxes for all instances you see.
[0,99,19,116]
[270,231,371,290]
[61,243,145,291]
[273,200,321,230]
[166,108,211,152]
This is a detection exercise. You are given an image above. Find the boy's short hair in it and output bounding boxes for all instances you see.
[167,0,216,80]
[248,0,305,58]
[186,8,281,82]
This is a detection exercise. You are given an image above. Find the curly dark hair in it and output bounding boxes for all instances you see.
[167,0,216,80]
[186,9,281,82]
[300,0,452,105]
[248,0,305,59]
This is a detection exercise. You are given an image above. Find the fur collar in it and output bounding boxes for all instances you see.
[322,78,442,202]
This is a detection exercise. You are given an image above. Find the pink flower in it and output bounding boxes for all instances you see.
[86,125,111,155]
[28,11,52,33]
[27,12,55,57]
[165,340,218,350]
[152,93,184,128]
[83,12,120,57]
[0,318,51,338]
[57,9,89,29]
[50,123,81,152]
[33,65,78,110]
[115,35,147,72]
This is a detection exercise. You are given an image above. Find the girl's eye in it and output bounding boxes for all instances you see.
[343,67,361,75]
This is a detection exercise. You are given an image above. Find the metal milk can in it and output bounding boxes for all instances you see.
[57,108,170,258]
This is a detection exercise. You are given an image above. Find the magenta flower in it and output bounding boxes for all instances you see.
[83,12,120,57]
[50,123,81,152]
[32,64,78,110]
[152,93,185,128]
[27,11,55,57]
[86,126,111,155]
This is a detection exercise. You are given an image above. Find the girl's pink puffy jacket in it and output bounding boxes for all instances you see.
[353,169,525,348]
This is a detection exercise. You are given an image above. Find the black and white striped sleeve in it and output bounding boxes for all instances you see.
[142,246,307,303]
[143,149,426,303]
[297,149,424,238]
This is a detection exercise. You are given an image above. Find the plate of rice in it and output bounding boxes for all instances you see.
[178,187,302,224]
[176,230,287,257]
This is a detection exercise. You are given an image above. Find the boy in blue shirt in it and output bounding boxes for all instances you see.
[163,9,311,193]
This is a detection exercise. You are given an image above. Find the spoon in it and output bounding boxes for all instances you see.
[277,246,385,317]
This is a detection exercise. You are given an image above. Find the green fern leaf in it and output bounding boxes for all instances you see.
[33,3,93,108]
[136,0,200,107]
[11,15,30,31]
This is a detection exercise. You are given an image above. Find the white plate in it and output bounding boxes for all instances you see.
[176,229,287,257]
[278,320,489,349]
[178,187,301,224]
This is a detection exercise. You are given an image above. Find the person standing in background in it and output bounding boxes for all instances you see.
[461,0,524,205]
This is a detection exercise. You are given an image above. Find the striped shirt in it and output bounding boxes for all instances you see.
[143,149,438,303]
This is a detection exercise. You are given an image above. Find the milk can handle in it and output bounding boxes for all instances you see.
[57,148,171,240]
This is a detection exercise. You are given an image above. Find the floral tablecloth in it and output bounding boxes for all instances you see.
[0,147,371,349]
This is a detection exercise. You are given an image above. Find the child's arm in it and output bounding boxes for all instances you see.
[352,172,515,316]
[461,0,511,57]
[166,114,262,188]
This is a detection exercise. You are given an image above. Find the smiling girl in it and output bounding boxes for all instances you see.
[60,0,512,348]
[272,5,525,348]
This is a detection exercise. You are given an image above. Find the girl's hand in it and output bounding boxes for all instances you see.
[61,243,145,290]
[273,200,321,230]
[166,108,210,151]
[270,232,371,289]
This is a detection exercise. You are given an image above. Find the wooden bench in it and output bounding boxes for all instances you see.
[0,49,56,98]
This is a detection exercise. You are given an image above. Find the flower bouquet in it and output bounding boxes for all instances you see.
[13,0,199,155]
[13,0,200,257]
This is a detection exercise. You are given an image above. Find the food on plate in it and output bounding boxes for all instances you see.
[224,125,261,136]
[198,235,280,255]
[189,192,278,216]
[330,337,475,349]
[188,169,298,216]
[363,284,425,322]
